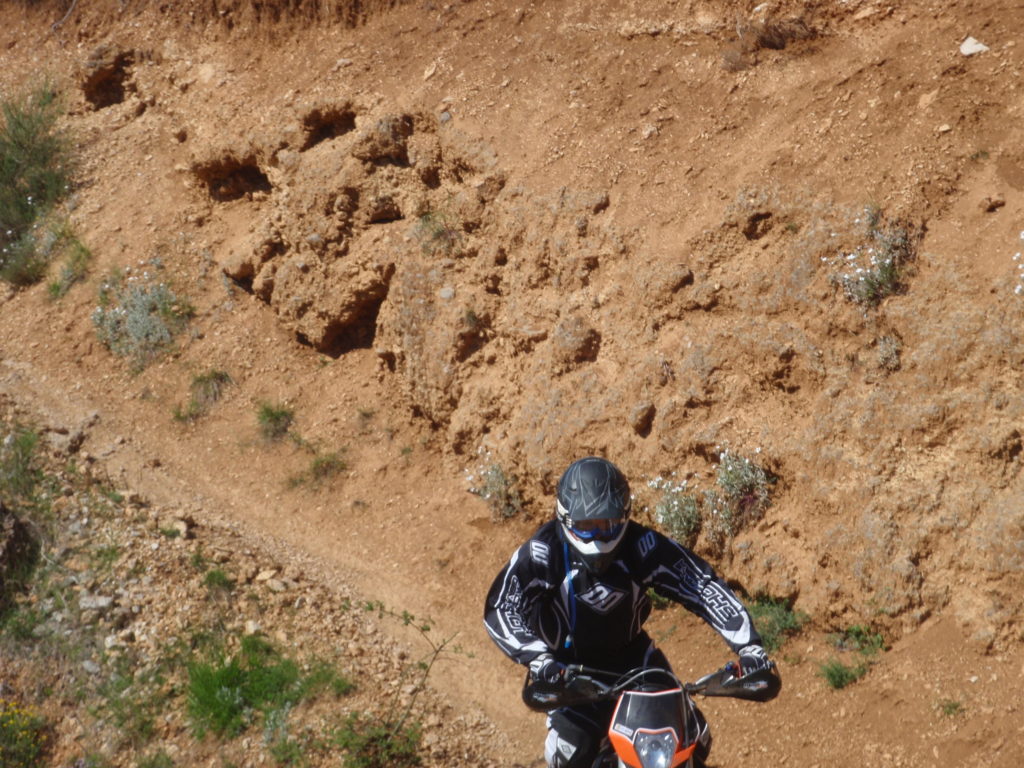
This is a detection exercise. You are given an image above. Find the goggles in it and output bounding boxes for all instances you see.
[569,517,626,542]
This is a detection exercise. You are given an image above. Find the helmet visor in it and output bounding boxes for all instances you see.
[569,517,626,542]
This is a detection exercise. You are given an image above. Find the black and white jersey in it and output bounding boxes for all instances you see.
[484,520,762,666]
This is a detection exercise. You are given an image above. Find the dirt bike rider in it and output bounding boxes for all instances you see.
[484,456,776,768]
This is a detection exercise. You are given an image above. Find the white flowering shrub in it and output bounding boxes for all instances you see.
[92,264,194,371]
[464,448,523,521]
[648,475,701,547]
[821,207,915,307]
[715,448,774,526]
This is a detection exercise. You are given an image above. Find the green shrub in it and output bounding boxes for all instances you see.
[187,634,349,739]
[0,84,72,287]
[0,698,48,768]
[746,594,808,653]
[92,269,195,371]
[818,658,867,690]
[334,712,421,768]
[257,402,295,441]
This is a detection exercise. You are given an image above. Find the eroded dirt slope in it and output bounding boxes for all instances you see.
[1,0,1024,765]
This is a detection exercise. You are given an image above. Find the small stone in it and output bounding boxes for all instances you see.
[960,37,990,56]
[82,660,101,675]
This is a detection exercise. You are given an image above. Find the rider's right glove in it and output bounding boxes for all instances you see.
[738,644,773,676]
[529,653,568,683]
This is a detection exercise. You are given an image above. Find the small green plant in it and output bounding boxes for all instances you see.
[818,658,867,690]
[746,594,808,653]
[257,402,295,441]
[137,750,175,768]
[938,698,964,717]
[46,224,91,298]
[0,84,72,287]
[0,698,48,768]
[174,369,232,423]
[0,427,43,502]
[334,712,421,768]
[646,587,671,610]
[287,451,348,489]
[464,452,524,521]
[648,475,701,548]
[412,210,461,256]
[203,568,235,594]
[92,267,196,371]
[832,624,886,656]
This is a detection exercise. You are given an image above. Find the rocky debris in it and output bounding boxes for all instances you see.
[0,410,504,767]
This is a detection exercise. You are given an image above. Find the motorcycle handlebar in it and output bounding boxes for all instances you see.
[523,660,781,712]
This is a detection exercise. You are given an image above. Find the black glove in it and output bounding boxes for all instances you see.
[738,644,772,676]
[529,653,568,683]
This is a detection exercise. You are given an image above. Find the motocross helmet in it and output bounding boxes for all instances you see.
[556,457,631,574]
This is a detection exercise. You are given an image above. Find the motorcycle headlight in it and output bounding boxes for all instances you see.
[634,730,678,768]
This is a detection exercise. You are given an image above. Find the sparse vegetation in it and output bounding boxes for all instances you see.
[334,712,421,768]
[92,265,196,371]
[0,698,48,768]
[824,206,917,307]
[203,568,235,594]
[0,83,72,287]
[746,594,808,653]
[818,624,886,690]
[257,401,295,441]
[819,658,867,690]
[464,449,524,521]
[186,633,352,739]
[832,624,886,656]
[174,369,233,423]
[938,698,964,717]
[412,209,461,256]
[46,225,92,298]
[876,335,902,372]
[648,475,701,548]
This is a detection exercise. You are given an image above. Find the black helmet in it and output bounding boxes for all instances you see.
[556,457,631,574]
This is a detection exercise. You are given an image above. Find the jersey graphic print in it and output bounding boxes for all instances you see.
[530,540,550,566]
[576,584,627,614]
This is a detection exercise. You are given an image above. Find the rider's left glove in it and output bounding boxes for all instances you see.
[738,644,772,676]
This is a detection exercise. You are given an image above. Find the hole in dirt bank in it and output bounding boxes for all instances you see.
[300,107,357,151]
[193,156,272,202]
[742,212,773,240]
[82,50,136,109]
[311,293,389,358]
